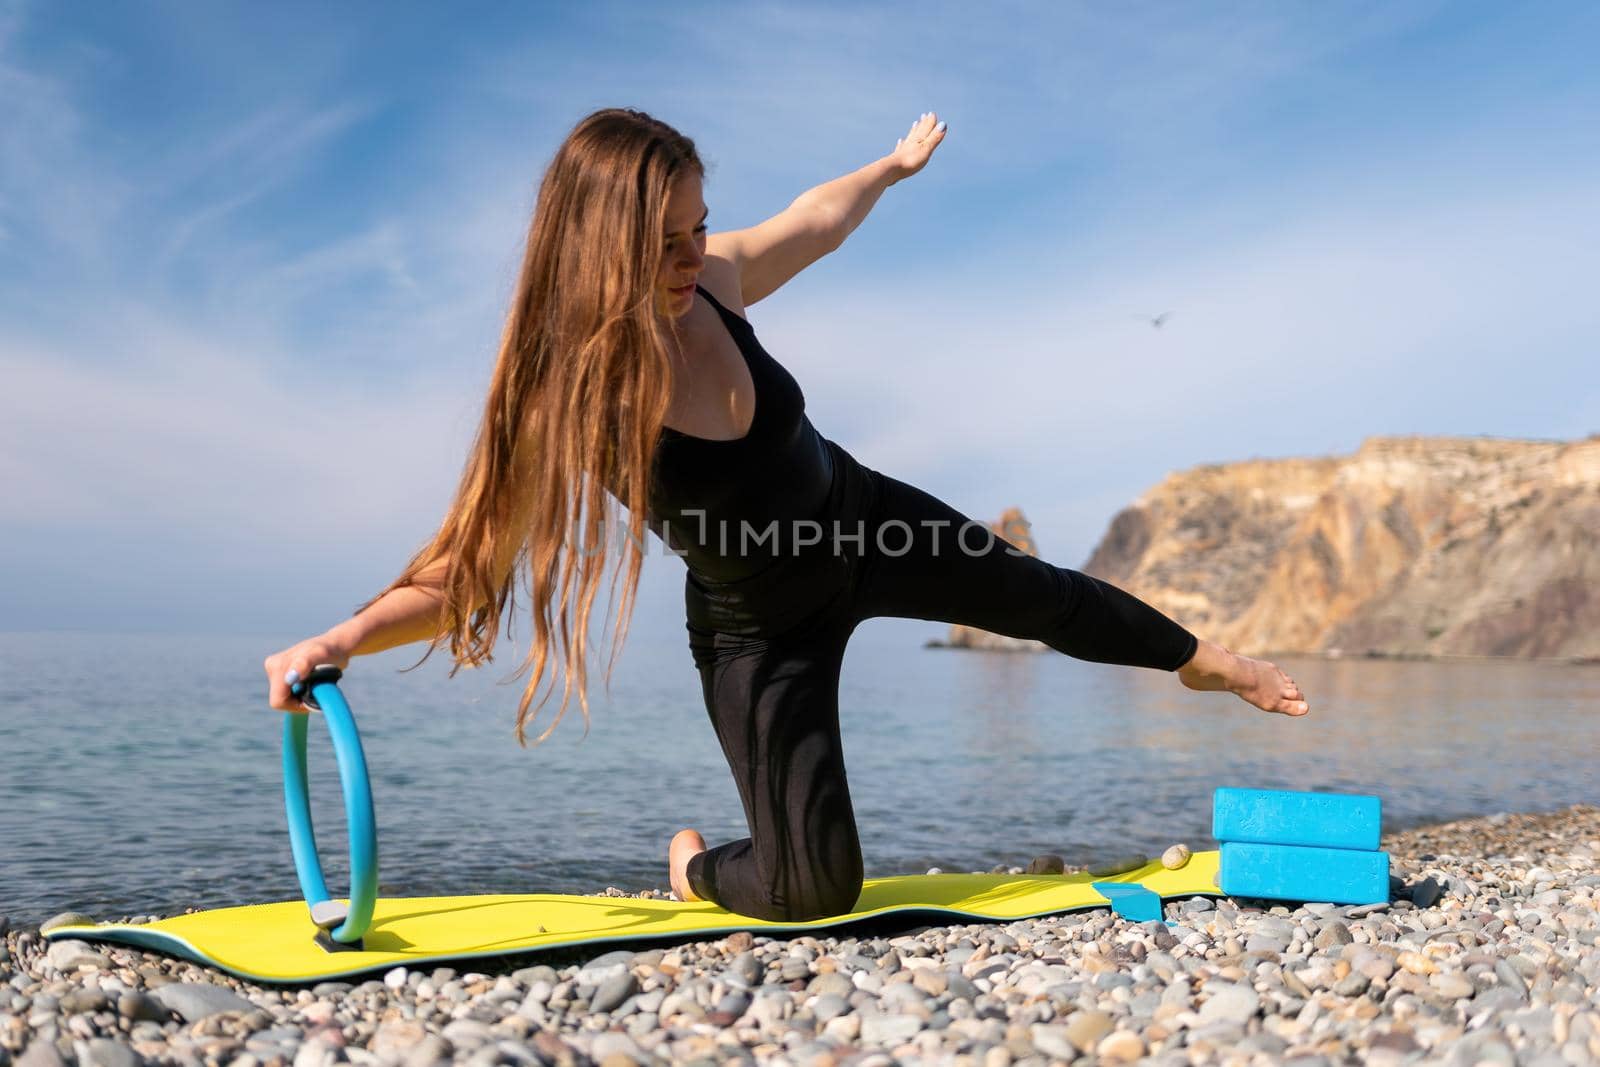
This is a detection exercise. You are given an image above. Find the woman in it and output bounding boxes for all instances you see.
[264,108,1309,923]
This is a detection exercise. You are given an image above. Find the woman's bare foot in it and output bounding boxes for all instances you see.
[1178,639,1310,716]
[669,829,707,902]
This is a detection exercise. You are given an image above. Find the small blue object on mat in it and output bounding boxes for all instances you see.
[1219,842,1390,904]
[1091,882,1163,923]
[1213,787,1381,851]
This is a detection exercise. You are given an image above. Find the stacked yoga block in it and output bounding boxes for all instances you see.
[1214,788,1390,905]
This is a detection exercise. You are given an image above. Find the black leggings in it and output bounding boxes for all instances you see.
[683,446,1197,921]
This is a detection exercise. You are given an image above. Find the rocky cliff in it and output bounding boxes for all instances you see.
[1082,435,1600,660]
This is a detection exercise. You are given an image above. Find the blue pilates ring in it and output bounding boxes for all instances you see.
[281,664,378,945]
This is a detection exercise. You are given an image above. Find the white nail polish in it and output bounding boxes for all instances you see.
[935,121,946,133]
[284,668,301,686]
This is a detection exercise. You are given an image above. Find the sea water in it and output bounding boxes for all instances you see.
[2,624,1596,925]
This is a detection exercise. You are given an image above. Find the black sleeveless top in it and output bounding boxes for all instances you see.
[648,284,836,584]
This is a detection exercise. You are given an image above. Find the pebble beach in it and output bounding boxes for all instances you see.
[4,805,1598,1067]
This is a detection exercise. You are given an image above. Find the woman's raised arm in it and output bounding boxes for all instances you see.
[710,111,949,307]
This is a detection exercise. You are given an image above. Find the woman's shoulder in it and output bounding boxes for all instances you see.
[697,252,748,322]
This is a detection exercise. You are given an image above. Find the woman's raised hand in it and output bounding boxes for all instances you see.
[264,633,355,713]
[890,111,948,181]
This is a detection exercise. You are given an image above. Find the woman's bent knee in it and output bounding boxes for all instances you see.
[780,871,863,922]
[761,841,863,922]
[794,843,865,920]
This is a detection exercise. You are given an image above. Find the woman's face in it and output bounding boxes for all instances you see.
[658,170,708,320]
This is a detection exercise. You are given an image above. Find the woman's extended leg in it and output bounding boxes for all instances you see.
[853,472,1308,714]
[678,620,865,921]
[854,472,1195,667]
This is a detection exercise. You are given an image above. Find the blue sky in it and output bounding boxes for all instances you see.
[3,0,1597,639]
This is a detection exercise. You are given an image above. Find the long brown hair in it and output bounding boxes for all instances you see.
[362,108,703,744]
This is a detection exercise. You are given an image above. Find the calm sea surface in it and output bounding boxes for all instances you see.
[2,627,1596,925]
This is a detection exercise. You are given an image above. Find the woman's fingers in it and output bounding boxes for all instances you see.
[264,651,320,713]
[893,112,948,176]
[285,657,319,712]
[264,655,288,709]
[900,112,940,144]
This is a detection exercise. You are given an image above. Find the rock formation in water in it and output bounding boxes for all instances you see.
[928,507,1048,652]
[1082,435,1600,660]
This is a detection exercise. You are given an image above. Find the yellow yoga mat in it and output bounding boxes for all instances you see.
[45,852,1220,984]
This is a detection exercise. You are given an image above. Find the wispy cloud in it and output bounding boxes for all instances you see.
[0,329,474,537]
[150,100,378,280]
[0,15,127,272]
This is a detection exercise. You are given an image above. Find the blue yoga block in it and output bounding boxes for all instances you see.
[1213,787,1382,851]
[1220,841,1390,905]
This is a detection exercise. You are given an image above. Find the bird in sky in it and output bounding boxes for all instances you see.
[1134,311,1174,329]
